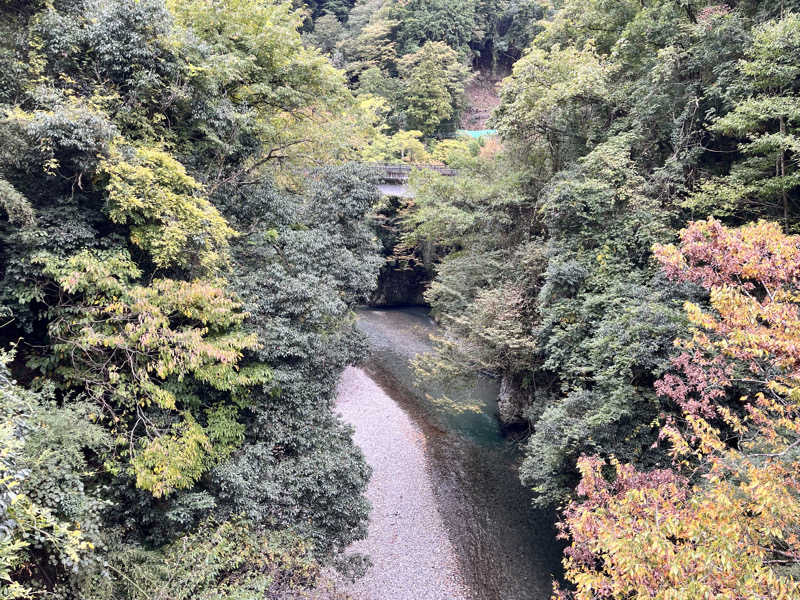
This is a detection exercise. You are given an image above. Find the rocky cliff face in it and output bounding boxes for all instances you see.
[370,258,429,306]
[370,194,431,307]
[497,373,530,427]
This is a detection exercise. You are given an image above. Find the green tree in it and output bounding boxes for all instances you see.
[687,13,800,227]
[79,519,338,600]
[209,165,382,560]
[100,144,236,274]
[1,349,110,597]
[391,0,478,56]
[474,0,545,69]
[305,12,345,57]
[397,41,471,135]
[534,0,641,54]
[336,0,398,80]
[34,248,269,498]
[493,42,610,171]
[0,1,381,596]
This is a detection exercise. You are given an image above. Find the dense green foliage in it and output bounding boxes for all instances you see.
[394,0,800,595]
[6,0,800,597]
[310,0,543,69]
[401,1,800,511]
[0,0,380,597]
[305,0,544,138]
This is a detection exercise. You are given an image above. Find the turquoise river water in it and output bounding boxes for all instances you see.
[356,307,563,600]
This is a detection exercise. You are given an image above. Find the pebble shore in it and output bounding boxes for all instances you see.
[335,366,470,600]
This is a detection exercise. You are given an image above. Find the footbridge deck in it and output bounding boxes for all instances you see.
[368,163,458,197]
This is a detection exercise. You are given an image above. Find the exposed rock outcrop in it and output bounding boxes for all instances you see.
[370,258,429,306]
[497,373,529,426]
[370,194,431,307]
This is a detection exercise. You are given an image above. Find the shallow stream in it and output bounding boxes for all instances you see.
[355,307,563,600]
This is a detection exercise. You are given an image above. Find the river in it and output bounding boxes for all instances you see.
[337,307,562,600]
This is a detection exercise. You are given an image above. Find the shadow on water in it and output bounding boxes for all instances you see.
[356,307,563,600]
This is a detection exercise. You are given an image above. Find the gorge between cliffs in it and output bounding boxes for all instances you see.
[336,308,563,600]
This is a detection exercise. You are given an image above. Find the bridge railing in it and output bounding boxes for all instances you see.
[367,163,458,180]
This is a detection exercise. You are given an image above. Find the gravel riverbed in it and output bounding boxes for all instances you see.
[335,366,471,600]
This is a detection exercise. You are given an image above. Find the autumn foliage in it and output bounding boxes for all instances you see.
[556,218,800,599]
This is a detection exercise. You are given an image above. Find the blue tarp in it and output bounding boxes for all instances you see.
[457,129,498,139]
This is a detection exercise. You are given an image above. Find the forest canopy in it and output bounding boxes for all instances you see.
[4,0,800,599]
[0,1,381,597]
[390,1,800,598]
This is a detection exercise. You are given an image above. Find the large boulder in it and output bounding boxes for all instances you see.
[497,373,529,426]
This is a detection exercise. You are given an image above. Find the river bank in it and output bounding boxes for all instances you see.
[335,366,470,600]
